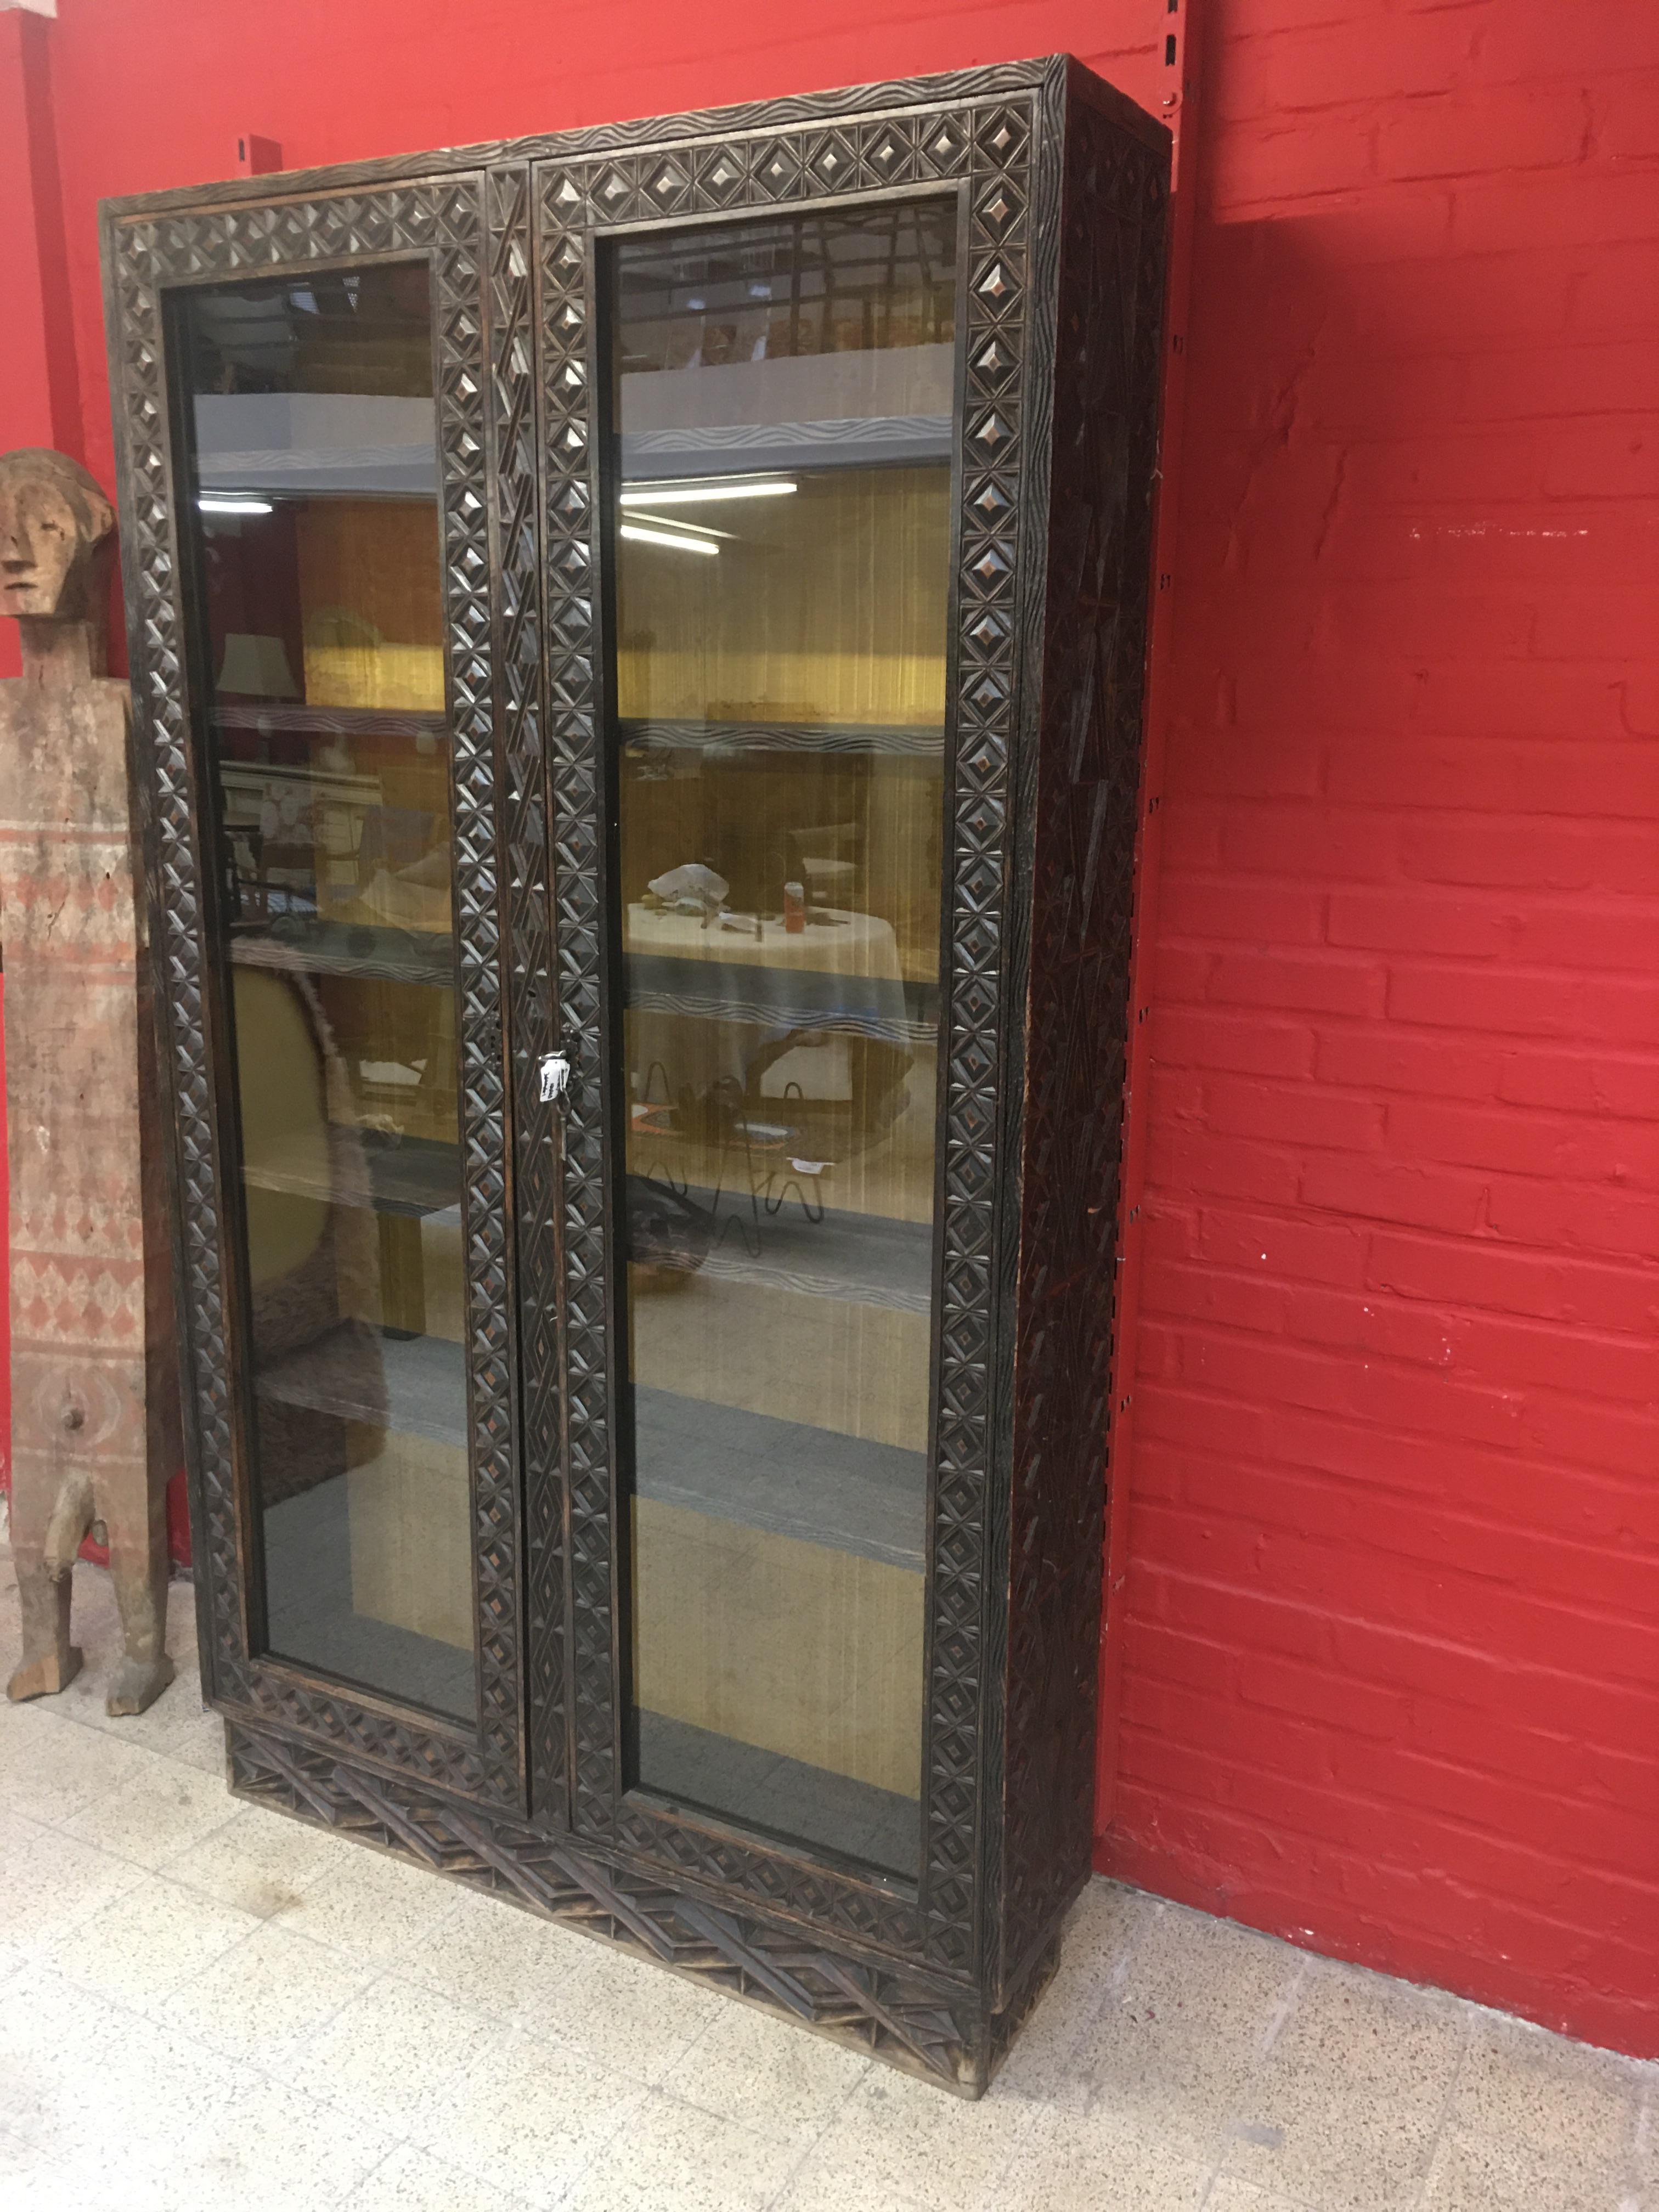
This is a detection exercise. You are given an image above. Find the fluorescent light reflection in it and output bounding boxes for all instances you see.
[624,513,731,541]
[619,477,796,508]
[620,522,720,556]
[199,495,273,515]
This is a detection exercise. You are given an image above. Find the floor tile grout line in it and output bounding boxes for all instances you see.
[331,2131,408,2210]
[348,1924,739,2120]
[752,2046,880,2208]
[1074,1894,1168,2123]
[1623,2069,1653,2212]
[1258,1953,1313,2059]
[969,2090,1045,2212]
[156,1827,354,1917]
[36,1681,222,1768]
[538,2068,658,2212]
[5,1845,264,1971]
[47,1883,373,2058]
[1404,1990,1475,2212]
[38,1818,504,2097]
[0,1792,230,1889]
[641,2041,867,2144]
[16,1946,377,2120]
[57,1795,257,1891]
[167,1899,612,2138]
[130,1936,448,2158]
[647,1992,721,2090]
[2,1675,226,1793]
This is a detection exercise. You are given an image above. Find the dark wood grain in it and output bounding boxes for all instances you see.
[102,54,1169,2093]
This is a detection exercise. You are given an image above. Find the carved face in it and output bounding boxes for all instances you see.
[0,475,97,621]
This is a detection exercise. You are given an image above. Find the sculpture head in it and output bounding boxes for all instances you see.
[0,448,116,625]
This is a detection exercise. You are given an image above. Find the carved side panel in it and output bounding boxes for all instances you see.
[106,179,532,1810]
[229,1719,995,2094]
[1001,92,1169,1987]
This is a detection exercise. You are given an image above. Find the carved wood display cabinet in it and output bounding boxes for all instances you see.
[102,55,1167,2092]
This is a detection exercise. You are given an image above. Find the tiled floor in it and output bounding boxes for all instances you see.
[0,1552,1652,2212]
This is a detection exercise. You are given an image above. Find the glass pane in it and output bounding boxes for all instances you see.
[605,202,958,1876]
[177,264,475,1723]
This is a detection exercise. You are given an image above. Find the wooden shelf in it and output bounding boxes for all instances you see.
[630,1175,933,1309]
[620,717,944,759]
[215,701,447,743]
[636,1384,926,1570]
[628,1159,938,1265]
[256,1325,466,1450]
[253,1307,928,1570]
[230,921,453,988]
[241,1129,460,1220]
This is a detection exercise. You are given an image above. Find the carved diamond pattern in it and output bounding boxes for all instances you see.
[964,609,1011,657]
[110,177,529,1810]
[968,409,1017,461]
[753,140,807,198]
[593,161,636,215]
[974,106,1031,170]
[648,156,692,208]
[969,331,1022,393]
[915,81,1059,1976]
[964,540,1014,594]
[974,258,1017,308]
[967,475,1015,526]
[860,122,919,184]
[974,179,1022,239]
[805,129,857,188]
[488,165,565,1826]
[917,117,969,176]
[693,145,751,204]
[535,171,615,1839]
[526,86,1045,1973]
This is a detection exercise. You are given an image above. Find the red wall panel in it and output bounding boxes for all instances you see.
[2,0,1654,2062]
[1105,0,1659,2061]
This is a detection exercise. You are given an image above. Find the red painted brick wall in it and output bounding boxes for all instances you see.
[1,0,1653,2061]
[1100,0,1659,2060]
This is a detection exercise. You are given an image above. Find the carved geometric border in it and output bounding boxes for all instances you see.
[228,1717,1006,2095]
[105,178,529,1811]
[529,85,1048,1975]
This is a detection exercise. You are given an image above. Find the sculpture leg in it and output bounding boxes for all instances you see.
[6,1468,86,1700]
[104,1493,175,1718]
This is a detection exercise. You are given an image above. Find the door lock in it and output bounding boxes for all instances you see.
[538,1051,572,1104]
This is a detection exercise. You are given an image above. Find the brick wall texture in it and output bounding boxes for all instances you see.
[0,0,1652,2061]
[1101,0,1659,2061]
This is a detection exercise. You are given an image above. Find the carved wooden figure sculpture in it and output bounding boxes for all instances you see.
[0,447,179,1714]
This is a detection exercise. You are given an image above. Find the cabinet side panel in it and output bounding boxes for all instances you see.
[1003,85,1169,1994]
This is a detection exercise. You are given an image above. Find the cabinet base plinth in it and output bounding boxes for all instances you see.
[225,1718,1057,2096]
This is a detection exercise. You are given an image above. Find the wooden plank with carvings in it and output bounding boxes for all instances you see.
[0,447,180,1715]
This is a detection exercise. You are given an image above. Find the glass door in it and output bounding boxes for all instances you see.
[599,200,960,1877]
[172,261,478,1723]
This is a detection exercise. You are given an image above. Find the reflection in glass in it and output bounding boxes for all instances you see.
[607,204,958,1875]
[178,264,475,1722]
